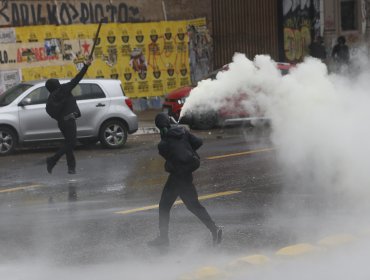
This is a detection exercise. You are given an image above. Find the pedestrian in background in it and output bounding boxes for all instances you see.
[309,35,327,62]
[331,36,350,67]
[148,113,222,247]
[45,58,92,174]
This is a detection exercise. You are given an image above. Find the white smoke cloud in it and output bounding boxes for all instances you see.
[179,52,370,278]
[3,52,370,279]
[182,52,370,204]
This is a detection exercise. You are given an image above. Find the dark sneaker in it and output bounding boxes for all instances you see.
[46,157,55,174]
[147,236,169,247]
[212,226,223,246]
[68,169,76,174]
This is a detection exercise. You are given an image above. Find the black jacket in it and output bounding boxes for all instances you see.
[45,64,89,120]
[158,126,202,174]
[331,44,349,64]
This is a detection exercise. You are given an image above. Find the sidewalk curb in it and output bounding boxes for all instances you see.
[133,127,159,135]
[179,231,363,280]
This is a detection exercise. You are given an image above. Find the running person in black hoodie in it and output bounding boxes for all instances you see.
[45,59,92,174]
[148,113,222,247]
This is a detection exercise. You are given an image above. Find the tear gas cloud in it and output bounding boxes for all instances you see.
[180,54,370,279]
[4,53,370,280]
[181,52,370,206]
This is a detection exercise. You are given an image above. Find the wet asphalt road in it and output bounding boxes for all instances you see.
[0,126,367,279]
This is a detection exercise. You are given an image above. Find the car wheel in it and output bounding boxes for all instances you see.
[0,127,17,156]
[193,112,218,130]
[99,120,127,149]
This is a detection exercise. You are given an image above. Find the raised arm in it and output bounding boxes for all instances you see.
[64,59,93,91]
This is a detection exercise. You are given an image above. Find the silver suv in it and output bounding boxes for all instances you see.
[0,79,138,155]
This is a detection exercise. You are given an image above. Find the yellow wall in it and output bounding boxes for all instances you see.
[0,19,206,97]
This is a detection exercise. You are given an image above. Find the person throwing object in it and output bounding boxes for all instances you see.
[148,113,222,247]
[45,58,92,174]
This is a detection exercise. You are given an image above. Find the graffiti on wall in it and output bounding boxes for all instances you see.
[282,0,320,63]
[188,18,213,84]
[0,0,142,26]
[0,19,198,98]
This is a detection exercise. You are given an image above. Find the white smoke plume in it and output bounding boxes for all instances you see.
[182,52,370,206]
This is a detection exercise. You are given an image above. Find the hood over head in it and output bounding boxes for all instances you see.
[45,78,61,92]
[337,36,346,44]
[155,112,171,129]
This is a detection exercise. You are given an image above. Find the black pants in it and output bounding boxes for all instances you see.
[158,173,217,238]
[50,118,77,170]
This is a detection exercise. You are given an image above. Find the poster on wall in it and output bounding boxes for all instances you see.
[0,28,16,44]
[0,69,21,95]
[0,19,196,98]
[187,18,212,84]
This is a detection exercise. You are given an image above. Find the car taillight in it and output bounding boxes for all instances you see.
[125,98,133,111]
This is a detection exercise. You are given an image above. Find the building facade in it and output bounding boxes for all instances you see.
[323,0,370,58]
[1,0,370,96]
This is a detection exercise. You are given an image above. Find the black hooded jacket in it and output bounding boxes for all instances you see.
[155,112,202,174]
[45,64,89,119]
[331,37,349,64]
[158,125,203,174]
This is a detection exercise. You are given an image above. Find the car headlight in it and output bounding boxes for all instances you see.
[177,97,187,105]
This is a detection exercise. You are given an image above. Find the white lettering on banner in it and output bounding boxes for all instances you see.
[0,70,21,95]
[0,28,15,43]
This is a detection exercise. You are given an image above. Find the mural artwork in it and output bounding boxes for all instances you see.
[282,0,320,63]
[188,18,213,84]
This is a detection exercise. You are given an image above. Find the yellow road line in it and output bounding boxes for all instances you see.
[0,184,44,193]
[206,147,275,160]
[115,190,241,215]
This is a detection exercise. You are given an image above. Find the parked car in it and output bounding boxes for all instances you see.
[0,79,138,155]
[162,62,293,129]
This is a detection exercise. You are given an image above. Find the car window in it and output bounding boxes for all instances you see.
[72,84,106,100]
[0,83,33,106]
[25,86,50,105]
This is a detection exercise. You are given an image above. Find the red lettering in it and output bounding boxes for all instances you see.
[31,48,40,61]
[17,48,22,63]
[38,47,45,60]
[16,47,59,63]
